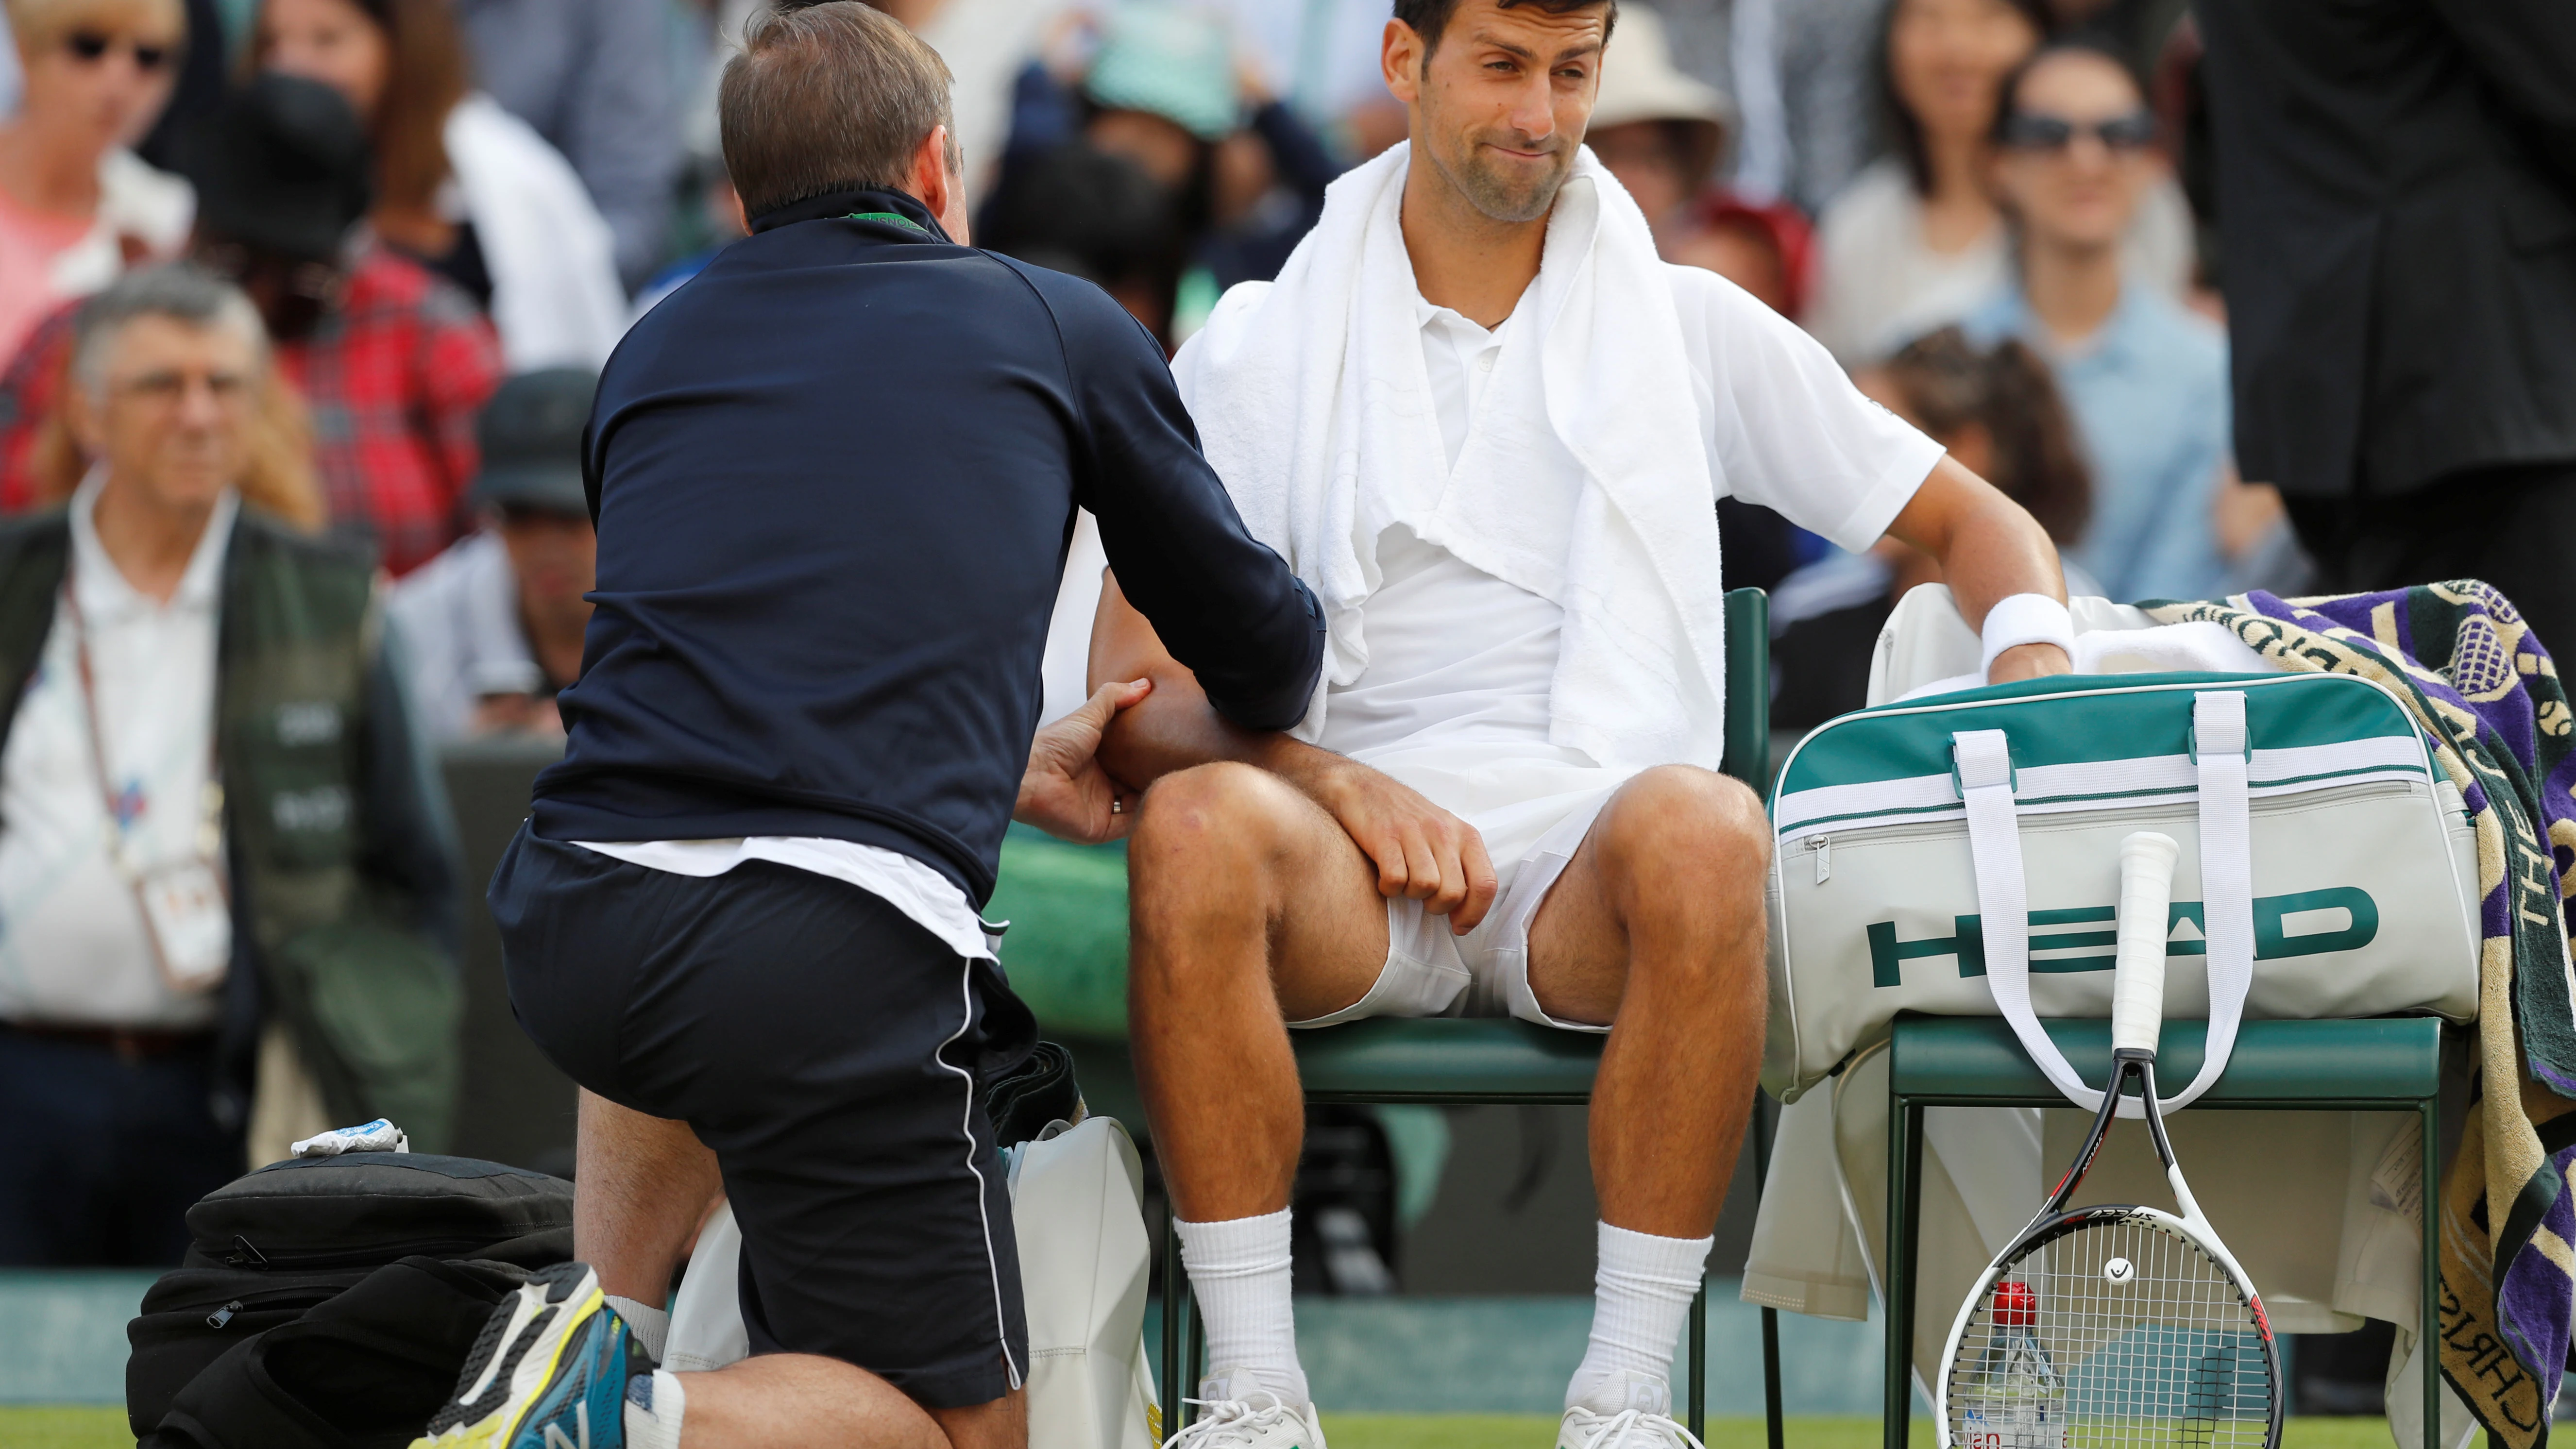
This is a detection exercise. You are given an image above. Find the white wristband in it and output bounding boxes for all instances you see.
[1980,593,2075,680]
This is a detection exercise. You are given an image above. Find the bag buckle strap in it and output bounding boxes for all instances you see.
[1949,729,2017,799]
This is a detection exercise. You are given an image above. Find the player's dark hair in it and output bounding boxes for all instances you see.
[1391,0,1618,63]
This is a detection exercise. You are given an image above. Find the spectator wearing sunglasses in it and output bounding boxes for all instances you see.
[0,0,195,364]
[0,74,504,576]
[1804,0,2196,369]
[1960,39,2237,603]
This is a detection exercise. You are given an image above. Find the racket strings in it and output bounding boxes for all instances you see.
[1945,1216,2274,1449]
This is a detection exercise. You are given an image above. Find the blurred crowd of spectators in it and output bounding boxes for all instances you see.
[0,0,2305,749]
[0,0,2562,1267]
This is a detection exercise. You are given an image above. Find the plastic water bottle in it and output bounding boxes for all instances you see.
[1990,1283,2068,1449]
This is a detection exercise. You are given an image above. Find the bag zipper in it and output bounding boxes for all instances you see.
[216,1233,515,1270]
[141,1277,349,1320]
[1812,835,1830,884]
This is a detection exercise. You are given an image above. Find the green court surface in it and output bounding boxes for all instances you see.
[1321,1422,2405,1449]
[1322,1416,1929,1448]
[0,1407,131,1449]
[0,1411,2410,1449]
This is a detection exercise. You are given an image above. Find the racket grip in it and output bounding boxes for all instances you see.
[2111,830,2182,1054]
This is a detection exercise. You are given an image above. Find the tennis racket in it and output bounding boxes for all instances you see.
[1935,830,2282,1449]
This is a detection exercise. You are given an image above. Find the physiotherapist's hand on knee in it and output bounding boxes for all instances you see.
[1017,678,1154,843]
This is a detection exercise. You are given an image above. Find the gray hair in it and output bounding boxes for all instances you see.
[71,264,270,404]
[719,1,959,219]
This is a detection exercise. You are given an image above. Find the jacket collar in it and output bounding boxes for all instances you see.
[747,186,951,242]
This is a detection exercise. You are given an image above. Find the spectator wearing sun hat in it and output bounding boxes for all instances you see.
[1584,4,1815,321]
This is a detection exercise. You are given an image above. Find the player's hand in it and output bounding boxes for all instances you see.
[1016,679,1152,844]
[1989,641,2073,684]
[1294,755,1499,935]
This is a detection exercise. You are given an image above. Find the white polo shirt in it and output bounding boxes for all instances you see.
[0,478,236,1028]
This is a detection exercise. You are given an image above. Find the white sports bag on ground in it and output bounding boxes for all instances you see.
[1764,668,2482,1102]
[665,1115,1160,1449]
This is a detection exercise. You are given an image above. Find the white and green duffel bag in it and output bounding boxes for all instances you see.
[1763,670,2481,1106]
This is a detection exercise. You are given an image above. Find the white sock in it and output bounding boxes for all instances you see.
[607,1295,669,1363]
[1565,1222,1712,1415]
[623,1368,685,1449]
[1176,1208,1310,1407]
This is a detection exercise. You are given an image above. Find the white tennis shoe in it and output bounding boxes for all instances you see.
[1161,1370,1328,1449]
[1556,1372,1706,1449]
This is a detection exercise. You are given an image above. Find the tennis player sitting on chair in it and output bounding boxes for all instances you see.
[1095,3,2073,1445]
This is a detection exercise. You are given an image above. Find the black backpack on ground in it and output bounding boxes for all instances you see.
[128,1153,574,1448]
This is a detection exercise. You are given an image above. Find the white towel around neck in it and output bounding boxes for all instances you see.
[1176,141,1730,773]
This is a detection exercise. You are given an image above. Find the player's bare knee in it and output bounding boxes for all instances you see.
[1135,762,1288,849]
[1599,766,1768,884]
[1128,763,1303,913]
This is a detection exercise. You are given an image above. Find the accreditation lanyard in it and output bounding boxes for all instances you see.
[59,573,231,994]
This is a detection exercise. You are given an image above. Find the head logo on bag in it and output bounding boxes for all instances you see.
[1865,887,2380,987]
[1763,670,2484,1099]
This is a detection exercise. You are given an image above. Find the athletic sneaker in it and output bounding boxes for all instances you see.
[1556,1372,1705,1449]
[411,1262,646,1449]
[1162,1369,1330,1449]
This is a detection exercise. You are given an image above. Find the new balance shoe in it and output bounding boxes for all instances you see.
[1557,1371,1704,1449]
[412,1262,646,1449]
[1162,1368,1329,1449]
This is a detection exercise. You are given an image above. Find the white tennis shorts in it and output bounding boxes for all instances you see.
[1287,759,1625,1035]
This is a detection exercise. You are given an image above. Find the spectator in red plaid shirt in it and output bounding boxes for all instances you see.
[0,73,499,576]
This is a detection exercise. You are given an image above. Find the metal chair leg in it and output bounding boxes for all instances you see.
[1688,1275,1708,1439]
[1751,1088,1784,1449]
[1762,1306,1785,1449]
[1187,1297,1206,1405]
[2422,1095,2442,1449]
[1160,1209,1183,1431]
[1886,1100,1922,1449]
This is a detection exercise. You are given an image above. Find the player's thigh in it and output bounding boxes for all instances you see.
[1128,761,1392,1022]
[1522,825,1628,1027]
[1265,792,1400,1022]
[1524,765,1769,1024]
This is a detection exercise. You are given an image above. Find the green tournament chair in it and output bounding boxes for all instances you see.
[1879,1014,2446,1448]
[1156,588,1787,1444]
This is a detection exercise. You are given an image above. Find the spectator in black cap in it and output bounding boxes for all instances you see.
[0,71,505,576]
[389,368,598,743]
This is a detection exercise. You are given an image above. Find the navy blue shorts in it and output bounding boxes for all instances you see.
[491,826,1036,1408]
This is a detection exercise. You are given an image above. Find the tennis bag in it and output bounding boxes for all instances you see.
[1763,670,2482,1102]
[127,1152,573,1446]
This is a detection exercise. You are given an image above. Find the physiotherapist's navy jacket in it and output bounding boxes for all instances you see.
[532,188,1323,904]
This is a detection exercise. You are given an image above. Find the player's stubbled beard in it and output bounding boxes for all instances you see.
[1422,95,1579,224]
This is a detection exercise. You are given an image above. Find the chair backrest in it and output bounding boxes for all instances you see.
[1722,588,1770,789]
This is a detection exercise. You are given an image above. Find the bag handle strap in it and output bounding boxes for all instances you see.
[1953,691,2254,1116]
